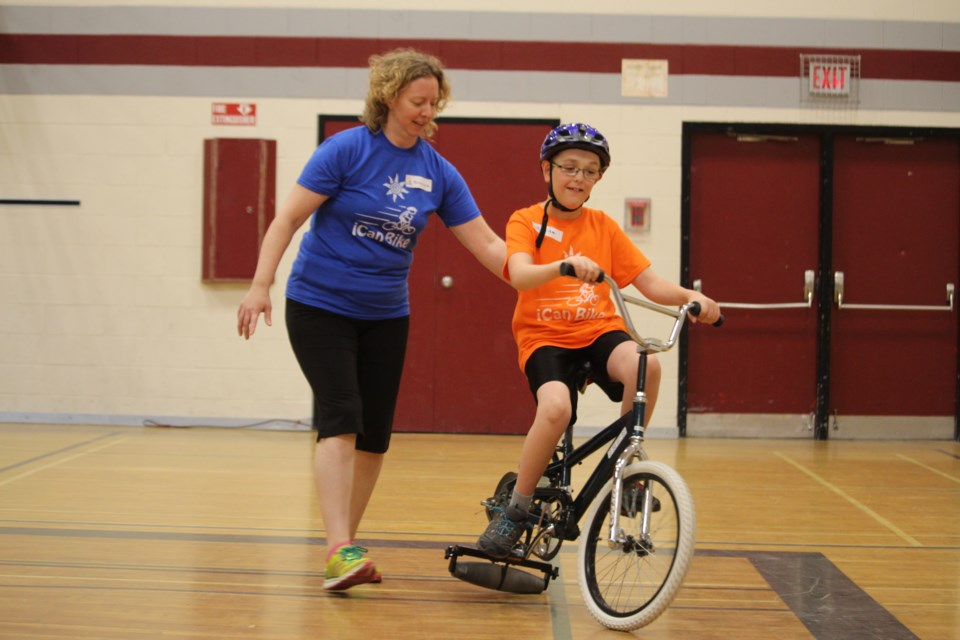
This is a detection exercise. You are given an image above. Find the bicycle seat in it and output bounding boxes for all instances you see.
[575,362,594,394]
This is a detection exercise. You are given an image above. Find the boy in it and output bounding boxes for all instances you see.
[477,123,721,559]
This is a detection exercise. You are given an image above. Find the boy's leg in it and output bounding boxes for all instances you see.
[516,381,573,495]
[606,342,662,424]
[477,381,572,559]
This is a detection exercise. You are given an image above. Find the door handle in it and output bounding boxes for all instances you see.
[833,271,955,311]
[693,270,814,309]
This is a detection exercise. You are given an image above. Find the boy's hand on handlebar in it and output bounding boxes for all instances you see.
[558,257,603,283]
[687,293,722,325]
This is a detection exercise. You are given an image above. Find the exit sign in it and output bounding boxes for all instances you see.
[808,63,851,96]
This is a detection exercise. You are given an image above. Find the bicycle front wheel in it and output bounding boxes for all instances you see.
[576,460,696,631]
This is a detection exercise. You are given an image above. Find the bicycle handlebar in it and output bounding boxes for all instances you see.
[559,261,723,354]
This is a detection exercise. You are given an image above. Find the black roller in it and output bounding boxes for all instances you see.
[452,561,547,594]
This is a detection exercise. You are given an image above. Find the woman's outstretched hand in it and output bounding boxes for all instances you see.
[237,285,272,339]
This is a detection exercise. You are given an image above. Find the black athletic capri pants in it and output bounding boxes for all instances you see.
[524,330,632,428]
[286,298,409,454]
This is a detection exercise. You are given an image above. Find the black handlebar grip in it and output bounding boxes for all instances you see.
[559,261,605,283]
[688,301,724,327]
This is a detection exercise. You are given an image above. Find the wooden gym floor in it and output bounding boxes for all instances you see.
[0,423,957,639]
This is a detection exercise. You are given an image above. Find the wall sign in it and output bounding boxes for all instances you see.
[624,198,651,234]
[799,55,861,106]
[621,59,668,98]
[809,63,851,96]
[211,103,257,126]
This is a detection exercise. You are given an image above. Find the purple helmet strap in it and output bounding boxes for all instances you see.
[534,201,549,249]
[538,170,588,249]
[547,178,582,213]
[548,167,587,209]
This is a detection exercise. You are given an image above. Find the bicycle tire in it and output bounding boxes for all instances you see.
[576,460,696,631]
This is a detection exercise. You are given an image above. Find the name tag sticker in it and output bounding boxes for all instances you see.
[405,175,433,192]
[533,223,564,243]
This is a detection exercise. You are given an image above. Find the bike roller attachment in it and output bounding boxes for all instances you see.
[688,301,725,327]
[452,561,549,594]
[445,545,557,594]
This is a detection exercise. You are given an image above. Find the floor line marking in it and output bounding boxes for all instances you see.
[0,438,129,488]
[775,452,922,547]
[897,455,960,484]
[0,431,122,474]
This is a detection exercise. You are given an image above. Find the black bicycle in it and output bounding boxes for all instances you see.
[446,270,721,631]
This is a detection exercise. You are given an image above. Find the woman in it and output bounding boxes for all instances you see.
[237,48,505,590]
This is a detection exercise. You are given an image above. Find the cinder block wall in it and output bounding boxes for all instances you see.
[1,1,958,429]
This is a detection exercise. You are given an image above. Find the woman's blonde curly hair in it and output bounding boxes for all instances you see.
[360,48,450,139]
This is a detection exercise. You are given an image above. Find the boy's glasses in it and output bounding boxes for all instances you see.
[551,162,601,182]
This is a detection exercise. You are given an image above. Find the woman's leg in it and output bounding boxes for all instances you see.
[314,434,357,549]
[286,301,376,588]
[349,449,385,539]
[350,315,408,538]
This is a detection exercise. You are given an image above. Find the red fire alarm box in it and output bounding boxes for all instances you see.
[202,138,276,282]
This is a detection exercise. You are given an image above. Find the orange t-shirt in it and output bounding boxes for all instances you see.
[504,203,652,372]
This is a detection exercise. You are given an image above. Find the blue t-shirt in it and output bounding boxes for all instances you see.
[286,126,481,319]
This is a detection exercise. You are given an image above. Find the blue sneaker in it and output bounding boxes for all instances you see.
[477,507,527,559]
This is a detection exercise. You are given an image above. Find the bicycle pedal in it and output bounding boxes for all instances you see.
[507,550,524,561]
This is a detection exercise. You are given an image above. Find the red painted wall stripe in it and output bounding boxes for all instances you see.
[1,34,958,82]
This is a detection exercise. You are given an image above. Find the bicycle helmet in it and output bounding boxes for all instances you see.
[534,123,611,244]
[540,123,610,170]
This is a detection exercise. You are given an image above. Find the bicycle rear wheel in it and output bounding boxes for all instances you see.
[576,460,696,631]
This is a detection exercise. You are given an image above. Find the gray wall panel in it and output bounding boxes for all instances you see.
[883,21,945,50]
[2,6,956,51]
[3,65,951,112]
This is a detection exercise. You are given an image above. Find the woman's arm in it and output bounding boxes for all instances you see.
[449,216,509,282]
[237,184,327,339]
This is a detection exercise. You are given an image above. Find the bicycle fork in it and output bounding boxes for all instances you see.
[606,347,652,548]
[607,435,652,547]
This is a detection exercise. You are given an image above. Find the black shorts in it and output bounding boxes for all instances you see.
[524,331,632,426]
[285,298,409,454]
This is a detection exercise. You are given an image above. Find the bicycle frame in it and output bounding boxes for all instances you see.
[448,277,716,620]
[542,285,699,544]
[446,281,709,589]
